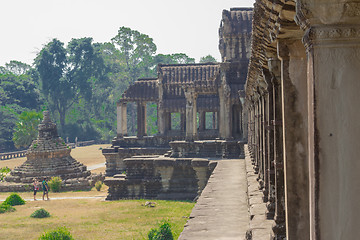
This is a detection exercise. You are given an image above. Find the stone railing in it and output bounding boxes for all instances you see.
[68,140,96,148]
[0,150,27,161]
[0,140,97,160]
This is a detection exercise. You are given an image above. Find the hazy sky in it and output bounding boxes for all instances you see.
[0,0,254,66]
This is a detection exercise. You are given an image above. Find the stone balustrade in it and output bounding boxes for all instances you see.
[0,150,27,160]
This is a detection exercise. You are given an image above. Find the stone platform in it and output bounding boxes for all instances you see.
[104,155,217,201]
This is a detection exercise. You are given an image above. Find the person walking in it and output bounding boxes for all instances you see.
[33,178,39,201]
[42,178,49,200]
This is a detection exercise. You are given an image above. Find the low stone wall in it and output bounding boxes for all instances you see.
[102,147,170,177]
[104,156,217,201]
[169,140,245,159]
[0,150,27,160]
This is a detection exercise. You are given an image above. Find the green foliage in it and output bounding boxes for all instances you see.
[0,203,16,214]
[35,38,108,133]
[48,177,62,192]
[199,54,217,63]
[38,227,74,240]
[0,167,11,182]
[94,181,103,191]
[3,193,26,206]
[30,208,50,218]
[148,221,174,240]
[153,53,195,66]
[0,63,41,151]
[0,27,198,150]
[12,110,43,149]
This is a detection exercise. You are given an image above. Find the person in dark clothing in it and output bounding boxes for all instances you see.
[42,178,49,200]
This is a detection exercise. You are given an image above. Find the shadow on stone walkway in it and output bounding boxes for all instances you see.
[179,159,249,240]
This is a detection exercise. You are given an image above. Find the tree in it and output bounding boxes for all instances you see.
[0,62,42,151]
[111,27,157,82]
[12,111,43,149]
[199,54,217,63]
[5,61,31,75]
[35,38,108,133]
[153,53,195,66]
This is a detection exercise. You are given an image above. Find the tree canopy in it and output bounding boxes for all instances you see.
[0,26,201,151]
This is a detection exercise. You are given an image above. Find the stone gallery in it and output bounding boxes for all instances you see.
[245,0,360,239]
[103,8,252,200]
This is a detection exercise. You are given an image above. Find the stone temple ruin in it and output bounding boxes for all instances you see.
[103,8,252,200]
[5,111,92,191]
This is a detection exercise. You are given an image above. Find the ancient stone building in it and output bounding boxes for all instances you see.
[5,111,91,190]
[245,1,360,239]
[103,8,253,200]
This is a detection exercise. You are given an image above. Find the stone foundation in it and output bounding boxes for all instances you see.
[104,156,216,201]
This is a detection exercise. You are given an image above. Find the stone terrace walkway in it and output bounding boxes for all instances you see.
[179,159,249,240]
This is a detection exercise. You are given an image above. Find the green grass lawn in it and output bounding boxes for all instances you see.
[0,193,194,240]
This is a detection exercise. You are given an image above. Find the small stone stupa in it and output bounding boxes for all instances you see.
[6,111,91,183]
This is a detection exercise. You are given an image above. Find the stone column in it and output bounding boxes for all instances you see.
[185,88,197,141]
[136,101,147,138]
[117,101,127,138]
[268,58,286,239]
[199,111,206,132]
[297,2,360,239]
[219,84,232,139]
[278,39,309,240]
[265,71,275,218]
[180,113,186,133]
[212,112,216,130]
[158,101,166,135]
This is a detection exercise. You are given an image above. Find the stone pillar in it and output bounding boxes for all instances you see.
[278,39,309,240]
[265,70,275,218]
[180,113,186,133]
[199,111,206,132]
[258,92,265,189]
[268,58,286,239]
[212,112,216,130]
[117,101,127,138]
[158,101,166,135]
[136,101,147,138]
[185,89,197,141]
[297,3,360,239]
[219,84,232,139]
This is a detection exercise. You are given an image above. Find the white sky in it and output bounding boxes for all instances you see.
[0,0,254,66]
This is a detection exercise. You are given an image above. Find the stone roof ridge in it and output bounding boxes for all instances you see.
[158,62,220,68]
[136,78,158,81]
[229,7,253,12]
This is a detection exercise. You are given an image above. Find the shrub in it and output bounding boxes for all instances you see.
[94,181,102,191]
[48,177,62,192]
[0,204,16,214]
[0,167,11,182]
[38,227,74,240]
[31,208,50,218]
[3,193,25,206]
[148,221,174,240]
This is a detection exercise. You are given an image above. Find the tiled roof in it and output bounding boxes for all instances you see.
[121,79,158,102]
[159,63,220,87]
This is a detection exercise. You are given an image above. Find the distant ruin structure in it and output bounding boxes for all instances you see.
[103,8,253,200]
[5,111,91,189]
